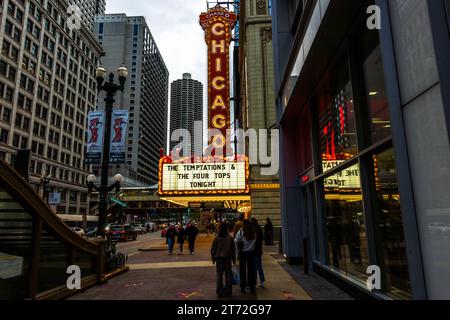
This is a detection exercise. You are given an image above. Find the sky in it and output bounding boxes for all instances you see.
[106,0,211,150]
[106,0,208,88]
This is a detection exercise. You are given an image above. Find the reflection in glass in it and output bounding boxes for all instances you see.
[324,164,369,281]
[74,249,94,278]
[0,190,32,299]
[374,149,411,298]
[363,45,392,143]
[37,223,68,293]
[319,76,358,169]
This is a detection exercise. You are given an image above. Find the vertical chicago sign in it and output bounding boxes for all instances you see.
[158,6,248,196]
[200,6,237,155]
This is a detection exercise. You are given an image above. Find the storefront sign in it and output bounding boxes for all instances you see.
[323,161,361,189]
[109,110,129,164]
[158,156,249,195]
[85,112,105,164]
[200,6,237,153]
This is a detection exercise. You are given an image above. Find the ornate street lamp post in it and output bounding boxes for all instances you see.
[40,174,51,204]
[90,65,128,237]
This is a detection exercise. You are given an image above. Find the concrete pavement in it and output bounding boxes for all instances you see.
[69,233,313,300]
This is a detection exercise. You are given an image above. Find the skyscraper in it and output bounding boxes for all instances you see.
[0,0,103,216]
[169,73,203,156]
[95,14,169,186]
[69,0,106,31]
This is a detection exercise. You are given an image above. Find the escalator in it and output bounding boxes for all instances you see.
[0,160,106,300]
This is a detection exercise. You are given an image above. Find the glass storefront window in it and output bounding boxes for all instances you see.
[318,59,358,170]
[374,149,411,298]
[0,190,33,299]
[362,37,392,144]
[37,223,68,293]
[324,164,369,280]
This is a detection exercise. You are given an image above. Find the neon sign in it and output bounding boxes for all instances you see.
[200,6,237,153]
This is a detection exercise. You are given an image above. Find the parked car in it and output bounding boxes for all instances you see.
[106,224,137,242]
[71,227,85,238]
[132,223,145,234]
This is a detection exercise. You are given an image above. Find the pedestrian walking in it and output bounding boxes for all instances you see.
[235,220,256,294]
[251,218,266,288]
[166,224,176,255]
[211,222,236,298]
[177,224,186,255]
[186,222,199,255]
[264,218,274,246]
[233,215,244,238]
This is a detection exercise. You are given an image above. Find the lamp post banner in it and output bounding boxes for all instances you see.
[110,110,129,164]
[85,111,105,165]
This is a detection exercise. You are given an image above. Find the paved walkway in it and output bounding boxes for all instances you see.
[69,234,311,300]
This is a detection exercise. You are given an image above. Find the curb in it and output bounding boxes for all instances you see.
[101,266,130,282]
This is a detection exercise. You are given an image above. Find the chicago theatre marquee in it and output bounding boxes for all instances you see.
[157,6,251,214]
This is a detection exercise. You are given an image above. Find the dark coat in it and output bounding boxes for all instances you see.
[211,235,236,264]
[186,225,198,241]
[177,227,186,244]
[166,226,176,240]
[264,221,273,235]
[254,224,264,256]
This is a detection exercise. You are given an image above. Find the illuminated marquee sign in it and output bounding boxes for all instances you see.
[158,156,249,195]
[200,6,237,152]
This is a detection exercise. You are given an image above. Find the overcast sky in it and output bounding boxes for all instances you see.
[106,0,213,150]
[106,0,208,87]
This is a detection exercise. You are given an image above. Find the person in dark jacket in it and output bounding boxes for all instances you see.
[251,218,266,288]
[211,222,236,297]
[264,218,274,246]
[186,222,199,255]
[166,225,176,255]
[177,224,186,255]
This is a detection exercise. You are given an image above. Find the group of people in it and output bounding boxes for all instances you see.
[165,222,199,255]
[210,217,274,298]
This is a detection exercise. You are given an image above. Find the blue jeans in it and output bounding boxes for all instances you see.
[168,238,174,253]
[254,255,265,283]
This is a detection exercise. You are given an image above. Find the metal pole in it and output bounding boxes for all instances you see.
[97,75,115,237]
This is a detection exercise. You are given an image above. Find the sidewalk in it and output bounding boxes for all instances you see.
[69,234,311,300]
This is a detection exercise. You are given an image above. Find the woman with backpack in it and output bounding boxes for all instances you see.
[234,219,256,294]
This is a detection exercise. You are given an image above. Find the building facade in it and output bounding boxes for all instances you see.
[69,0,105,32]
[95,14,169,186]
[169,73,203,156]
[0,0,103,216]
[273,0,450,299]
[237,0,280,228]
